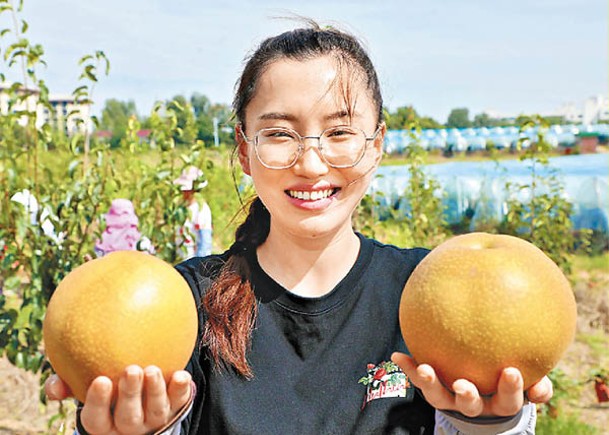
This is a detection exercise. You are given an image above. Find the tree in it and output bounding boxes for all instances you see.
[191,94,233,146]
[419,116,443,130]
[385,106,419,130]
[169,95,197,146]
[472,112,493,128]
[190,93,211,119]
[385,106,442,131]
[100,99,138,148]
[446,108,471,128]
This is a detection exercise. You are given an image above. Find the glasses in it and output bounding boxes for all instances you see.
[240,125,382,169]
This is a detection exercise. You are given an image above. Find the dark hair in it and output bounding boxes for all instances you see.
[233,21,384,129]
[202,22,383,377]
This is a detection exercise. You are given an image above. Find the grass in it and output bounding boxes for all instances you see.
[572,253,609,272]
[577,331,609,361]
[536,412,599,435]
[380,147,569,166]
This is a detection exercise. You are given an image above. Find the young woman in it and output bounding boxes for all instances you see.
[46,23,552,434]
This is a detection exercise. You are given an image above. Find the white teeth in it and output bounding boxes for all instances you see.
[288,189,334,200]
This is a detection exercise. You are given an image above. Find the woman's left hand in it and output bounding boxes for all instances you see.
[392,352,553,417]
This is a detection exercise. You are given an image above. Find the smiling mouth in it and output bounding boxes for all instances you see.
[285,188,340,201]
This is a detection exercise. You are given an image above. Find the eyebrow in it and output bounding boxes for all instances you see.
[257,110,357,122]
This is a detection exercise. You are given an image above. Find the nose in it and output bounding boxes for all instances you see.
[292,137,329,177]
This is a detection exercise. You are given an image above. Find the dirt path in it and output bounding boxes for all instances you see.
[0,357,75,435]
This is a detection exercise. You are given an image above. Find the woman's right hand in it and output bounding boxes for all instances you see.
[45,365,192,435]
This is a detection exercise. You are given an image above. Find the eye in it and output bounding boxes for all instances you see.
[261,128,297,140]
[325,127,358,139]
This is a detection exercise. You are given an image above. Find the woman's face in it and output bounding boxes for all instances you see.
[237,55,385,241]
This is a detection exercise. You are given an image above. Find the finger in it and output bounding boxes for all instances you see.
[526,375,553,404]
[80,376,114,434]
[391,352,418,382]
[167,370,192,413]
[44,375,72,401]
[114,365,145,433]
[143,366,170,428]
[487,368,524,416]
[391,353,454,410]
[452,379,484,417]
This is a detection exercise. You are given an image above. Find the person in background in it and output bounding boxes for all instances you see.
[94,198,155,257]
[173,166,213,259]
[46,23,552,435]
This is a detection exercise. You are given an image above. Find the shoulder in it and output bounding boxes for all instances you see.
[175,253,228,302]
[364,235,430,268]
[358,235,430,288]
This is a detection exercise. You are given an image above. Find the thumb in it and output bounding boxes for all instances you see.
[45,374,73,401]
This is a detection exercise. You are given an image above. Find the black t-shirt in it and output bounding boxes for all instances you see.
[175,234,435,434]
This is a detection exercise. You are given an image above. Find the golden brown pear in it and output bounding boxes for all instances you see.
[43,251,198,403]
[399,232,577,395]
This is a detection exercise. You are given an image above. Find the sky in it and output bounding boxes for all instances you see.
[5,0,608,123]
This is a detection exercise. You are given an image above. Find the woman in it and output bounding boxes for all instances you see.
[46,23,552,434]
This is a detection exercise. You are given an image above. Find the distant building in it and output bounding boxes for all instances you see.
[0,82,91,135]
[43,93,92,134]
[482,94,609,125]
[0,82,39,125]
[582,95,609,124]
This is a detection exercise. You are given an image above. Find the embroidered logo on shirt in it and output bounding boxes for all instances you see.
[359,361,413,408]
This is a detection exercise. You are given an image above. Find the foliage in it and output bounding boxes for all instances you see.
[354,121,449,249]
[536,412,599,435]
[537,368,578,418]
[472,112,493,128]
[0,5,217,420]
[397,123,449,248]
[499,115,590,273]
[99,98,138,147]
[384,105,442,130]
[168,95,198,146]
[586,367,609,383]
[446,107,471,128]
[191,93,233,146]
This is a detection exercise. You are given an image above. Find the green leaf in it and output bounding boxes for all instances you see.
[68,159,81,177]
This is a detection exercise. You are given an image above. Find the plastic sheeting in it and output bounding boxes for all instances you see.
[373,153,609,234]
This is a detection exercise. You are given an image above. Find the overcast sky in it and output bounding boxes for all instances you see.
[6,0,607,123]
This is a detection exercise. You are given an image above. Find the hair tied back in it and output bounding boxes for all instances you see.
[228,241,249,257]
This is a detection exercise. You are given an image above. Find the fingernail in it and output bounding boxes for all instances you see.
[420,373,433,383]
[505,368,520,383]
[47,376,58,388]
[452,384,465,395]
[127,366,143,380]
[174,371,189,384]
[144,366,160,379]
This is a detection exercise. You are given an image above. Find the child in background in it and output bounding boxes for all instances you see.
[94,198,154,257]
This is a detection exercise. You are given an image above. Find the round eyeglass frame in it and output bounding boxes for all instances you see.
[239,124,383,170]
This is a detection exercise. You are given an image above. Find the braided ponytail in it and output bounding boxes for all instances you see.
[202,197,270,377]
